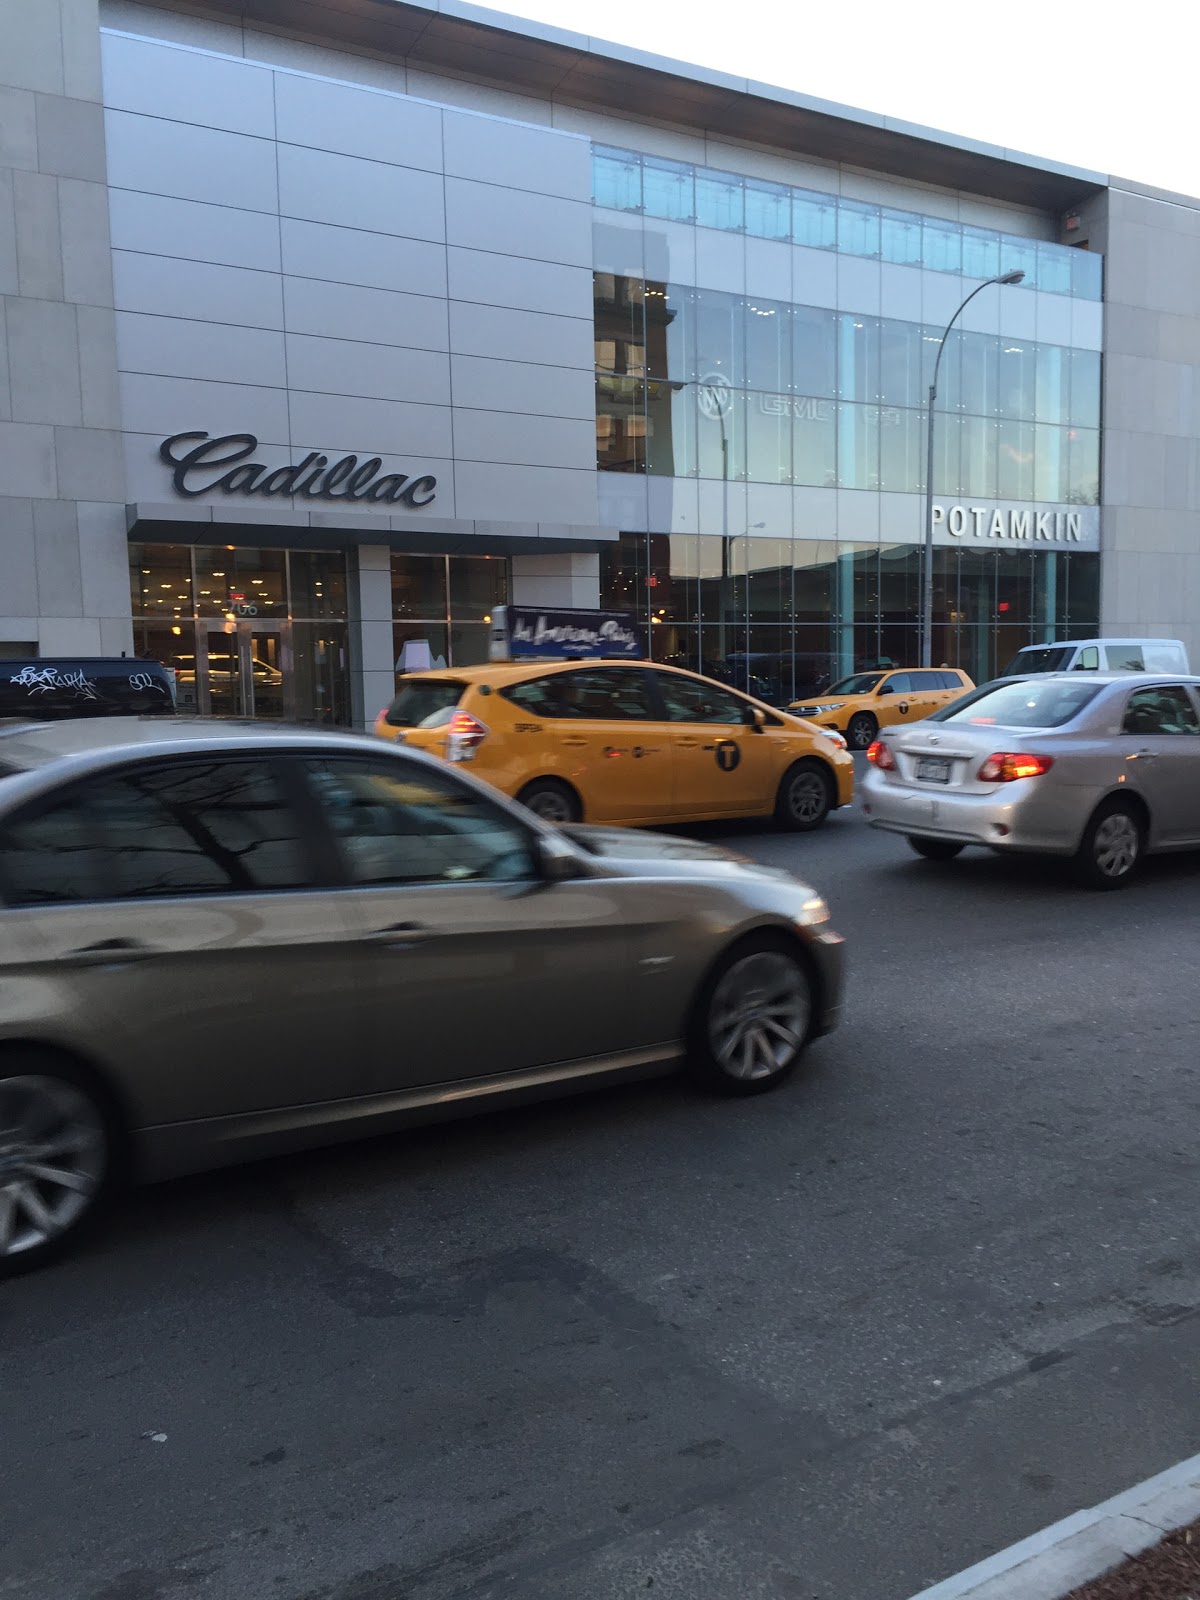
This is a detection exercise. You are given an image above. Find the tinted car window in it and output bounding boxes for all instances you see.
[1073,646,1100,671]
[937,680,1102,729]
[0,659,176,719]
[1106,644,1145,672]
[306,758,534,886]
[0,793,107,905]
[881,673,912,694]
[1121,686,1200,736]
[828,672,883,695]
[657,674,749,725]
[1002,646,1071,675]
[384,679,466,728]
[910,671,946,690]
[505,669,655,722]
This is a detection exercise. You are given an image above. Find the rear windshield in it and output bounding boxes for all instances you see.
[384,679,466,728]
[933,679,1102,729]
[1001,646,1071,676]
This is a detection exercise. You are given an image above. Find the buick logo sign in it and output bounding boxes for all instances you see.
[697,374,733,421]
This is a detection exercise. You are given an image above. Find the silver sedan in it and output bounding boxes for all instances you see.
[861,672,1200,888]
[0,720,844,1274]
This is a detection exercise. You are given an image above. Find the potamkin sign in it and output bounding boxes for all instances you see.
[933,501,1097,547]
[159,431,437,507]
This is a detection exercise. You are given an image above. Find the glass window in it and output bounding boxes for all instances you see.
[292,624,351,726]
[997,235,1038,289]
[1037,242,1073,295]
[745,179,791,241]
[744,299,790,392]
[879,320,924,408]
[923,218,962,275]
[656,672,749,724]
[645,280,683,379]
[881,209,922,266]
[505,667,655,721]
[90,759,311,897]
[879,407,923,493]
[642,157,694,223]
[792,541,836,622]
[998,419,1036,500]
[956,332,1000,416]
[696,388,744,481]
[792,188,837,250]
[1070,248,1103,300]
[838,315,880,402]
[838,199,880,258]
[997,341,1036,420]
[792,306,837,398]
[0,791,106,905]
[593,147,642,211]
[393,622,449,674]
[961,415,999,498]
[1069,349,1101,429]
[306,758,534,886]
[594,272,646,376]
[1036,344,1069,421]
[384,678,466,727]
[596,374,646,473]
[130,544,193,621]
[288,551,347,619]
[936,679,1102,727]
[837,402,880,490]
[792,398,837,487]
[933,411,964,498]
[1034,423,1067,502]
[829,672,885,695]
[746,392,792,484]
[696,170,744,232]
[1067,427,1100,505]
[448,557,506,622]
[646,376,697,477]
[694,288,744,386]
[879,672,912,694]
[961,226,1000,281]
[1122,686,1200,736]
[600,533,646,615]
[194,547,285,619]
[391,554,447,618]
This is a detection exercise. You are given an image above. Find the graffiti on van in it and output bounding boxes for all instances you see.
[9,665,100,701]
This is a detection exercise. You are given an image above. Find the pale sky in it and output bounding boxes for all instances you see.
[506,0,1198,200]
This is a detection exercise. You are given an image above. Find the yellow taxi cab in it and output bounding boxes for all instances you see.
[789,666,974,752]
[374,659,854,830]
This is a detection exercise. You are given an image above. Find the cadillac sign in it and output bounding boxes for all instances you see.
[159,431,437,507]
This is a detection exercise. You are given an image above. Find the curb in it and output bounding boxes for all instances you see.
[906,1451,1200,1600]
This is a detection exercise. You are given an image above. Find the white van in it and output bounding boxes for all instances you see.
[1001,637,1191,677]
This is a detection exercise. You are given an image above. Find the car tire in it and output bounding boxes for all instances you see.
[775,759,833,832]
[688,934,815,1096]
[0,1057,113,1277]
[1073,799,1145,890]
[846,712,877,751]
[515,777,582,825]
[907,836,965,862]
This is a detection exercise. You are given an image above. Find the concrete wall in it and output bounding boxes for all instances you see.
[1093,184,1200,661]
[0,0,132,656]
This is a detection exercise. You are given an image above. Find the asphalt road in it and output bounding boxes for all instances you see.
[6,772,1200,1600]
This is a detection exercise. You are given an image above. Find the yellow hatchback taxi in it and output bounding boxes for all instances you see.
[790,667,974,752]
[374,660,854,830]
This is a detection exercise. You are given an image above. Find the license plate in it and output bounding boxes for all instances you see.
[915,756,951,784]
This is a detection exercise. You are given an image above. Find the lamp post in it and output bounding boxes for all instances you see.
[920,269,1025,667]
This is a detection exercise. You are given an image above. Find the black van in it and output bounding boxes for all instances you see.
[0,658,177,720]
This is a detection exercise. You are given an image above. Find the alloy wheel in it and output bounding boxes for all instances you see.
[708,951,810,1082]
[786,771,828,825]
[0,1075,106,1261]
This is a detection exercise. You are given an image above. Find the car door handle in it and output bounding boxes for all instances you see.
[1132,748,1159,761]
[59,937,158,967]
[360,921,431,946]
[560,736,589,748]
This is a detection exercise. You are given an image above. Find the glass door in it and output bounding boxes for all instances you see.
[196,621,290,719]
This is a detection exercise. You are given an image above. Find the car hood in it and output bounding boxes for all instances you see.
[561,824,801,887]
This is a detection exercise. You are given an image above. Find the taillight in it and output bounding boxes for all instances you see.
[866,740,896,770]
[977,752,1053,782]
[446,709,488,761]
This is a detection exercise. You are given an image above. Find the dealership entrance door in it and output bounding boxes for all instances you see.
[178,620,289,719]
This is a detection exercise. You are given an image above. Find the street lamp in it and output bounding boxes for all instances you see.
[920,268,1025,667]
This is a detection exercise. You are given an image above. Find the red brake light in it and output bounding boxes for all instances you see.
[977,752,1053,782]
[446,709,489,760]
[866,740,896,770]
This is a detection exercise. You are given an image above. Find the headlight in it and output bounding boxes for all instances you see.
[796,895,830,926]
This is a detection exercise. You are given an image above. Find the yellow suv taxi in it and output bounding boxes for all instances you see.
[790,667,974,751]
[374,660,854,830]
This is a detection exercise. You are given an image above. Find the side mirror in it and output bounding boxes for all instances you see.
[743,705,766,732]
[536,833,584,882]
[877,684,894,697]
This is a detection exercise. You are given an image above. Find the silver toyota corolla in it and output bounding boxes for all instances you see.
[862,672,1200,888]
[0,720,844,1274]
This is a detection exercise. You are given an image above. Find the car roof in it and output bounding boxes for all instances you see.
[995,671,1200,686]
[403,658,665,684]
[0,717,380,773]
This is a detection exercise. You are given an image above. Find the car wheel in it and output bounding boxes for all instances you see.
[907,836,965,862]
[1074,800,1145,889]
[775,760,833,832]
[0,1061,111,1276]
[689,936,814,1096]
[516,777,582,825]
[846,713,877,751]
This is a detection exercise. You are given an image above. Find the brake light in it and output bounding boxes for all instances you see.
[866,740,896,770]
[446,709,488,761]
[977,752,1054,782]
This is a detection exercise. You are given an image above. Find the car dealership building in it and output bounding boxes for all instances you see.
[3,0,1199,720]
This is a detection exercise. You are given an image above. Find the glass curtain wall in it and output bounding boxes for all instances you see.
[602,533,1100,702]
[391,554,508,675]
[596,275,1101,502]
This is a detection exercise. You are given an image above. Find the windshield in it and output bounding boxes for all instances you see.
[1002,646,1071,676]
[933,679,1102,729]
[384,679,466,728]
[827,673,884,696]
